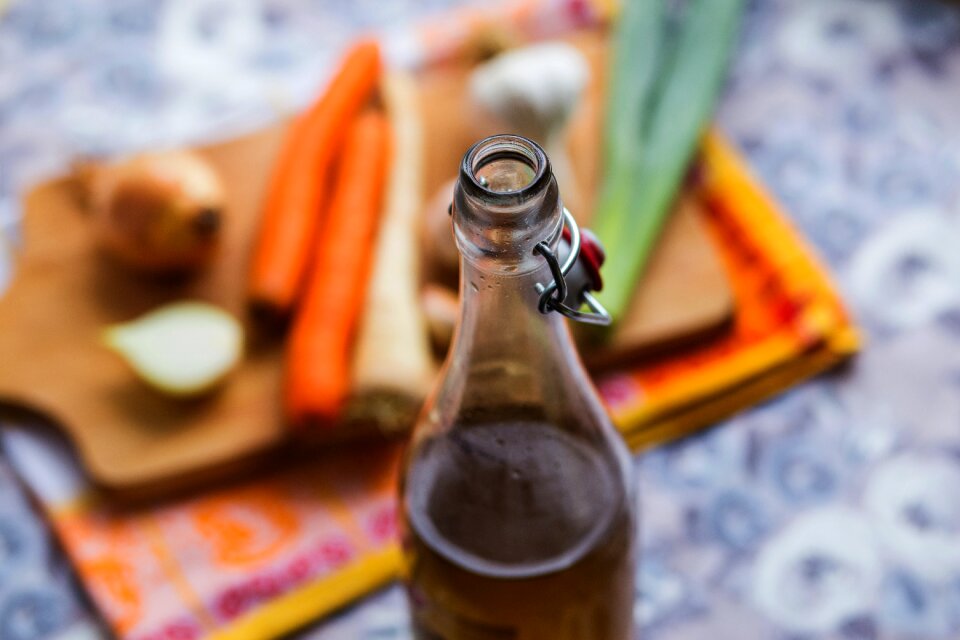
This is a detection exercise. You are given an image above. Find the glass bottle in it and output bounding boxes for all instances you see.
[399,135,637,639]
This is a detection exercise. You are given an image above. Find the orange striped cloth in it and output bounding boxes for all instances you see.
[37,444,403,640]
[604,132,860,449]
[10,131,857,640]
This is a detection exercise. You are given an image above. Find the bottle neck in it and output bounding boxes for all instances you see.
[453,135,562,275]
[432,133,596,426]
[440,255,590,423]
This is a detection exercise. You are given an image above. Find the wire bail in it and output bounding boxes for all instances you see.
[533,208,612,326]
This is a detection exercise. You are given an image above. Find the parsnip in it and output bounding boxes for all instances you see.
[346,71,436,434]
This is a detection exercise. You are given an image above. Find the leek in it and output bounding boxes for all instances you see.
[593,0,745,323]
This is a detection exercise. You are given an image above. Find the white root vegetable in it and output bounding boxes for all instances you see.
[102,302,243,397]
[469,41,590,213]
[346,71,437,434]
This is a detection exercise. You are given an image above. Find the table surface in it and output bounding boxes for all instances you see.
[1,1,960,639]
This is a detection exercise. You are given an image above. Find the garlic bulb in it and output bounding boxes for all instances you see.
[470,41,590,144]
[469,42,590,213]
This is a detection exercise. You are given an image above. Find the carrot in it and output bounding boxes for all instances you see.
[285,109,391,430]
[249,40,381,318]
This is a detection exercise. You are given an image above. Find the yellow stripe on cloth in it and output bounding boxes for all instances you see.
[208,546,402,640]
[625,339,856,451]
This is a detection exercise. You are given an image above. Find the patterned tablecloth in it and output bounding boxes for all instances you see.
[1,0,960,638]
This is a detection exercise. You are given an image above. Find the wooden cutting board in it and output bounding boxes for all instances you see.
[0,128,289,498]
[0,30,732,497]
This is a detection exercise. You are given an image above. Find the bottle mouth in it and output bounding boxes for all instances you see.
[461,135,550,202]
[454,134,561,274]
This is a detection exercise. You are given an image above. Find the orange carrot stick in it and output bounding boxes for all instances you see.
[249,40,381,317]
[285,109,392,430]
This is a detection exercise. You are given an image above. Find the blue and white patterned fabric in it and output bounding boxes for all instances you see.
[1,1,960,638]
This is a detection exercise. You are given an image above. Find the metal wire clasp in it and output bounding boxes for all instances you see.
[533,208,612,326]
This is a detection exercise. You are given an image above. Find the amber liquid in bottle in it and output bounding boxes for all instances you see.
[400,136,636,639]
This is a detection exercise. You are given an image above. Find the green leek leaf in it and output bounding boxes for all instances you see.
[593,0,744,324]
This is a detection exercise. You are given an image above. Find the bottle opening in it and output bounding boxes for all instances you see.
[463,135,548,198]
[454,134,560,272]
[475,155,537,192]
